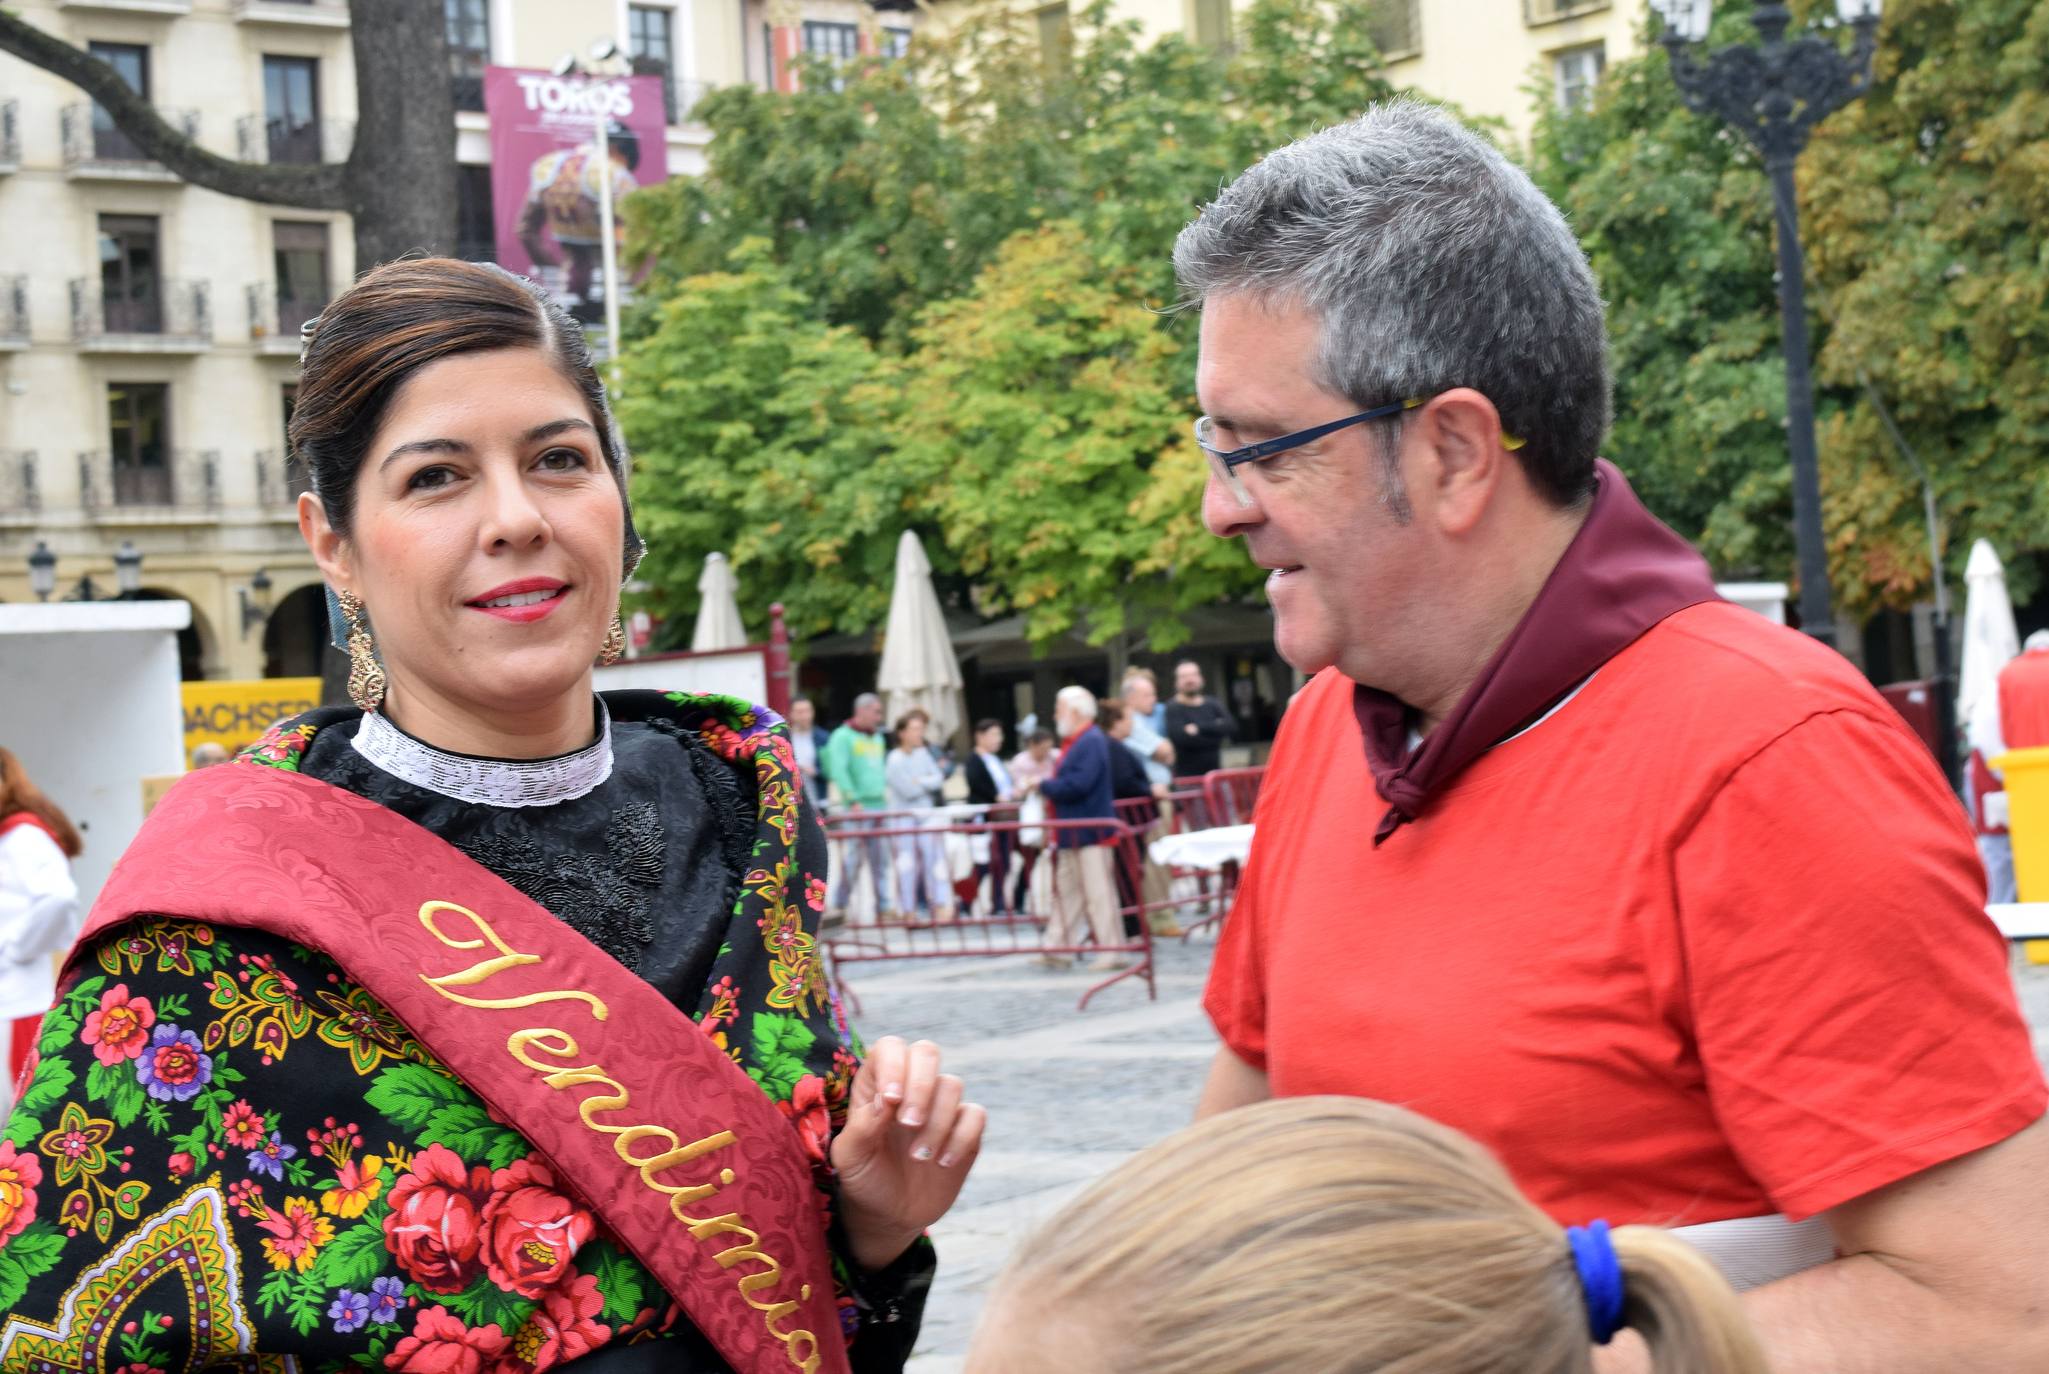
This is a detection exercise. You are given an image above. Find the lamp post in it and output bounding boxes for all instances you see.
[1650,0,1882,651]
[113,540,142,598]
[239,566,274,639]
[27,541,56,601]
[553,41,632,378]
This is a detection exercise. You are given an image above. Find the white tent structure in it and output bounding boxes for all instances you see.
[1958,538,2021,748]
[690,551,748,652]
[877,530,965,744]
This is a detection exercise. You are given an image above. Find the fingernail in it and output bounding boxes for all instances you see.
[898,1108,923,1127]
[937,1152,957,1168]
[884,1082,904,1101]
[912,1145,934,1162]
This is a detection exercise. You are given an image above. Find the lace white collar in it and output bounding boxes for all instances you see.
[350,702,614,809]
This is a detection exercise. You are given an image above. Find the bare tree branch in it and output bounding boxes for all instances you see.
[0,13,349,209]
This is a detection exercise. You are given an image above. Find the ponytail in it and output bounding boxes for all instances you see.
[1610,1225,1769,1374]
[975,1097,1769,1374]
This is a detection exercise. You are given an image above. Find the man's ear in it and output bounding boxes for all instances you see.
[299,492,352,592]
[1416,388,1512,537]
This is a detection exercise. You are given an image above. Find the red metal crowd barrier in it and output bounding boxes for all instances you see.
[819,810,1156,1013]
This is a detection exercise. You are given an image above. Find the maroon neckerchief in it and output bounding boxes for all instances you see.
[1354,459,1722,843]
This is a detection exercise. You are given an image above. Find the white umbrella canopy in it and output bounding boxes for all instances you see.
[1958,538,2021,741]
[691,552,748,652]
[877,530,965,744]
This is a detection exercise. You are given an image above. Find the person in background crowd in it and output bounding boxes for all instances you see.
[1099,700,1158,938]
[1104,699,1184,939]
[826,691,898,924]
[885,709,956,923]
[1028,688,1128,971]
[1164,660,1238,781]
[0,747,82,1105]
[1117,669,1177,789]
[1120,666,1171,741]
[787,694,832,811]
[970,1096,1764,1374]
[1185,103,2049,1370]
[964,719,1019,916]
[189,742,231,770]
[1008,728,1058,913]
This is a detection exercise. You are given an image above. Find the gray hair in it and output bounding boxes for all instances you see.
[1173,100,1609,507]
[1056,685,1100,722]
[854,692,881,710]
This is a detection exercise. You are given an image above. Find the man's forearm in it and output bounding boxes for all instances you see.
[1596,1251,2049,1374]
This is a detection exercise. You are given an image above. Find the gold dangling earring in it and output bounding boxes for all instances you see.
[337,590,386,712]
[598,614,625,667]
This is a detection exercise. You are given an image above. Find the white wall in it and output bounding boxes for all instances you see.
[595,646,767,703]
[0,602,190,911]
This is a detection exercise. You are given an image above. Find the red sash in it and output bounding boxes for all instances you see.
[79,764,849,1374]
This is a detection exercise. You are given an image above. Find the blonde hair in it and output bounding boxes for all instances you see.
[976,1098,1764,1374]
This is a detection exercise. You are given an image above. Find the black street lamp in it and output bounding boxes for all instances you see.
[1651,0,1882,651]
[27,541,57,602]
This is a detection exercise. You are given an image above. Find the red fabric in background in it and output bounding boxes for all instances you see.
[1999,650,2049,750]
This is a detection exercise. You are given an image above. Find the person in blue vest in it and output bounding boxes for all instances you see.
[1025,686,1128,970]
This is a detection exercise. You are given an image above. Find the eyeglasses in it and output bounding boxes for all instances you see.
[1194,396,1525,508]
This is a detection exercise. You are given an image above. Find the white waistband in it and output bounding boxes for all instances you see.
[1669,1213,1834,1291]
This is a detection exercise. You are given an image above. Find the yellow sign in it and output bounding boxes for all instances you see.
[181,678,321,761]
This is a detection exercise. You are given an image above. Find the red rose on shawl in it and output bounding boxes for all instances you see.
[480,1158,595,1299]
[0,1139,42,1241]
[81,983,155,1066]
[778,1074,833,1166]
[383,1308,509,1374]
[383,1144,493,1295]
[509,1272,611,1371]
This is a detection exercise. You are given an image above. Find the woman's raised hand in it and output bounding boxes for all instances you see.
[831,1036,986,1272]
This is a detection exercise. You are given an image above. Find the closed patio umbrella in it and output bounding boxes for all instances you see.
[877,531,964,745]
[1958,538,2020,746]
[691,552,748,652]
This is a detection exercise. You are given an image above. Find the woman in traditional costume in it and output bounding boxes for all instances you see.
[0,260,982,1374]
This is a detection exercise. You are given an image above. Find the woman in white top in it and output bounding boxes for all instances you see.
[0,747,83,1100]
[884,710,957,922]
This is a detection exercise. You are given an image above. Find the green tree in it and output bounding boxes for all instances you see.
[614,243,915,641]
[891,222,1245,649]
[1534,0,2049,618]
[620,0,1399,648]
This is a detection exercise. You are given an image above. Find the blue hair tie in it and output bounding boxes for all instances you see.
[1566,1219,1626,1345]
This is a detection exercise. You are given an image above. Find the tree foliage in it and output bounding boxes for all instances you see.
[620,0,1400,648]
[1534,0,2049,617]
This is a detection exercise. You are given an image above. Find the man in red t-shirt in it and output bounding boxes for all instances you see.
[1172,103,2049,1369]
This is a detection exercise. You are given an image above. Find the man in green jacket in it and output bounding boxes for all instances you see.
[823,692,895,922]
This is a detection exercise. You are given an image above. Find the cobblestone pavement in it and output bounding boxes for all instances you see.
[839,931,2049,1372]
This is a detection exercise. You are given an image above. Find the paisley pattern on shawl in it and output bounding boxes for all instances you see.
[0,691,930,1374]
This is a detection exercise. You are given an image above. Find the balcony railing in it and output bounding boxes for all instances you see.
[0,451,41,522]
[53,0,192,13]
[235,115,353,165]
[79,448,220,516]
[1524,0,1609,23]
[71,279,213,350]
[60,103,201,179]
[247,282,326,351]
[1,100,19,172]
[254,449,313,508]
[232,0,349,25]
[0,276,26,347]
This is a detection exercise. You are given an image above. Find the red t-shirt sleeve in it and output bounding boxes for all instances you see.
[1675,708,2047,1222]
[1203,837,1269,1070]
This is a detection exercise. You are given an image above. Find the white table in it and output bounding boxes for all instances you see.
[1989,904,2049,941]
[1151,824,1255,871]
